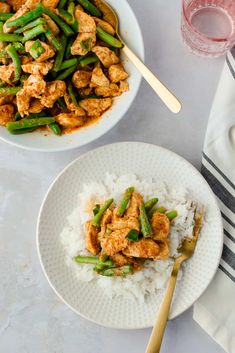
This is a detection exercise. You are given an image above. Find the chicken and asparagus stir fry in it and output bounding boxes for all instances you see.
[74,187,178,277]
[0,0,128,135]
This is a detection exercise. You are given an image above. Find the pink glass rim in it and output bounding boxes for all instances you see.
[182,0,235,43]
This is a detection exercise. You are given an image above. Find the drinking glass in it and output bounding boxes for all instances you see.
[181,0,235,57]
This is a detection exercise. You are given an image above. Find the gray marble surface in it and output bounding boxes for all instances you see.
[0,1,227,352]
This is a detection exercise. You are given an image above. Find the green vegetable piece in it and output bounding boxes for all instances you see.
[56,58,78,71]
[0,81,6,88]
[7,127,37,134]
[126,229,139,242]
[6,117,55,131]
[14,112,21,121]
[64,36,74,59]
[6,7,43,28]
[144,198,158,213]
[41,4,75,36]
[139,204,153,238]
[45,28,62,51]
[117,186,134,217]
[48,122,62,135]
[68,82,78,106]
[6,44,21,82]
[100,265,134,277]
[79,54,98,67]
[13,42,25,53]
[77,0,102,17]
[29,39,45,59]
[55,64,77,80]
[0,33,24,42]
[92,198,113,227]
[57,97,66,108]
[58,0,68,8]
[96,27,123,48]
[166,210,178,221]
[0,86,21,97]
[93,204,100,216]
[26,112,48,119]
[73,255,113,267]
[22,24,46,42]
[53,34,67,71]
[14,18,46,34]
[155,206,167,214]
[0,13,13,21]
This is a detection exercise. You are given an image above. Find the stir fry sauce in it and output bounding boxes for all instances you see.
[0,0,129,135]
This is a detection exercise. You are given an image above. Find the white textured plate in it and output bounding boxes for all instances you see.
[37,142,223,329]
[0,0,144,152]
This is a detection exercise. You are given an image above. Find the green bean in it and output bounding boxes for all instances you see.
[57,97,66,108]
[14,18,46,34]
[166,210,178,221]
[126,229,139,242]
[45,28,61,51]
[144,198,158,213]
[22,24,47,42]
[92,198,113,227]
[67,2,78,32]
[56,58,78,71]
[79,54,98,67]
[26,112,48,119]
[58,7,78,32]
[64,36,74,59]
[6,117,55,131]
[7,127,37,134]
[28,39,45,59]
[93,204,100,216]
[13,42,25,53]
[0,49,8,58]
[53,34,67,71]
[0,21,3,34]
[0,86,21,97]
[139,204,153,238]
[96,27,123,48]
[55,64,77,80]
[14,112,21,121]
[68,82,78,106]
[6,44,21,82]
[20,74,29,84]
[99,265,134,277]
[0,33,24,42]
[58,0,68,8]
[41,5,75,36]
[74,255,113,267]
[117,187,134,217]
[0,81,6,88]
[77,0,102,17]
[0,13,13,21]
[155,207,167,214]
[48,122,62,135]
[6,7,43,28]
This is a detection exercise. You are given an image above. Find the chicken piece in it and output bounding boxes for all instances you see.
[151,212,170,241]
[42,0,60,7]
[0,95,14,106]
[42,14,60,35]
[28,99,44,114]
[0,2,11,13]
[6,0,26,11]
[55,112,85,128]
[22,61,53,76]
[75,9,96,33]
[109,213,140,232]
[119,80,129,93]
[25,41,55,62]
[24,74,46,99]
[92,46,119,68]
[0,64,14,84]
[123,238,160,259]
[93,17,115,35]
[25,0,40,9]
[40,80,66,108]
[98,208,113,241]
[108,64,128,83]
[101,228,129,256]
[71,32,96,56]
[75,4,84,12]
[78,87,93,97]
[125,192,143,218]
[16,88,30,116]
[111,253,134,267]
[64,93,87,114]
[72,70,92,89]
[95,83,120,97]
[21,56,33,65]
[90,62,109,87]
[155,241,170,260]
[3,5,28,33]
[85,220,100,255]
[92,0,116,28]
[0,104,14,126]
[79,98,112,117]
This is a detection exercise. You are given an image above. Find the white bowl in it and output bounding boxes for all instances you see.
[37,142,223,329]
[0,0,144,152]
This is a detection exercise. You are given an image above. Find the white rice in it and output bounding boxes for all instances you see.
[60,173,196,303]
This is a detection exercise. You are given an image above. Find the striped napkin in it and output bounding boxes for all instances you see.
[193,51,235,353]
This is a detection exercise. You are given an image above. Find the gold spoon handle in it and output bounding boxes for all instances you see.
[145,261,181,353]
[122,45,182,114]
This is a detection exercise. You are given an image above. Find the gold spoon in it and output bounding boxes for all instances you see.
[93,0,182,113]
[145,208,204,353]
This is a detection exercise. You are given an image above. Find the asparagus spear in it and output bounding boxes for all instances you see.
[144,198,158,213]
[92,198,113,227]
[139,204,153,237]
[116,187,134,217]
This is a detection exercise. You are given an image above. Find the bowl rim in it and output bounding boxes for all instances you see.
[36,141,224,329]
[0,1,145,153]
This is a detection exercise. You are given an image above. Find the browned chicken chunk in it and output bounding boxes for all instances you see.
[6,0,26,11]
[22,61,53,76]
[93,17,115,35]
[42,14,60,35]
[95,83,120,97]
[151,212,170,241]
[98,208,113,240]
[109,213,140,232]
[40,80,66,108]
[123,238,160,259]
[0,2,11,13]
[125,192,143,218]
[85,220,100,255]
[24,74,46,99]
[79,98,112,117]
[55,112,85,128]
[0,95,14,106]
[25,41,55,62]
[90,62,109,87]
[0,64,15,84]
[28,99,44,114]
[101,228,129,256]
[72,70,92,89]
[119,80,129,93]
[75,9,96,33]
[108,64,128,83]
[71,32,96,56]
[92,46,119,68]
[42,0,60,7]
[3,5,28,33]
[78,87,93,97]
[155,241,170,260]
[0,104,14,126]
[16,88,30,116]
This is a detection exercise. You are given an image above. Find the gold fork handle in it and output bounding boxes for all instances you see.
[145,261,181,353]
[122,45,182,114]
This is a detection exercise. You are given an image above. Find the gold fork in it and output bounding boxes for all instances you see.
[93,0,182,114]
[145,208,204,353]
